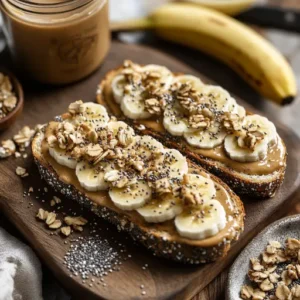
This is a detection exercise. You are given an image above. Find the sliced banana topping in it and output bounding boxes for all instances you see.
[175,200,226,240]
[173,75,204,90]
[224,114,277,162]
[141,64,173,90]
[111,74,127,104]
[243,115,277,145]
[76,161,112,192]
[161,149,188,180]
[184,122,227,149]
[137,194,183,223]
[121,93,152,120]
[73,102,109,130]
[49,147,77,169]
[136,135,164,161]
[109,180,152,211]
[224,135,268,163]
[163,102,189,136]
[181,174,216,205]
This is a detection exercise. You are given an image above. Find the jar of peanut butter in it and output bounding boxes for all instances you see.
[0,0,110,84]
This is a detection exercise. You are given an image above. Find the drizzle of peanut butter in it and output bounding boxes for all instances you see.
[42,122,244,247]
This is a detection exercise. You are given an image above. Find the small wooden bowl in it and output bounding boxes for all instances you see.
[0,71,24,130]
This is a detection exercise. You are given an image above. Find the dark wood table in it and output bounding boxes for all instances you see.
[1,0,300,299]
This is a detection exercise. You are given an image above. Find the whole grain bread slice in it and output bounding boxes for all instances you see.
[96,67,287,199]
[32,130,245,264]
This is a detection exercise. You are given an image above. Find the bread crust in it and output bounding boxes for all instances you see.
[32,131,245,264]
[96,67,287,199]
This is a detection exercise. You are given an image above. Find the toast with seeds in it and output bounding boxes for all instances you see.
[32,101,244,264]
[96,61,287,199]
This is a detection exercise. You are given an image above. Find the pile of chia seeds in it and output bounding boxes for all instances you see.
[64,235,124,280]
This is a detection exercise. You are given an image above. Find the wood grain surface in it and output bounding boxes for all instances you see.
[1,42,300,300]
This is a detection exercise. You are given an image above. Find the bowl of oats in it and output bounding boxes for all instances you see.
[0,70,23,130]
[227,215,300,300]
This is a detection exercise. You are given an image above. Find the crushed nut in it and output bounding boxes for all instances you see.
[64,216,88,226]
[0,139,16,158]
[61,226,71,237]
[16,166,28,177]
[45,212,57,225]
[36,208,48,221]
[0,74,18,119]
[48,219,62,229]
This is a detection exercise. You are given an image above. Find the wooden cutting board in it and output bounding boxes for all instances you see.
[1,42,300,300]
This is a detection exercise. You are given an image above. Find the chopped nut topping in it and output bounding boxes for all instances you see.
[237,130,265,151]
[145,98,162,115]
[222,112,242,132]
[68,100,84,115]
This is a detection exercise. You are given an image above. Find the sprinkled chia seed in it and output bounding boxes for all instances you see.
[64,236,126,280]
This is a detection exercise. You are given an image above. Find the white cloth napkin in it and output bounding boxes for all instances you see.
[0,228,43,300]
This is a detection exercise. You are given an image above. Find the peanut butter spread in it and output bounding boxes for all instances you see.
[41,120,243,247]
[98,68,286,176]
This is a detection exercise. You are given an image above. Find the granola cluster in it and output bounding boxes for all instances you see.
[241,238,300,300]
[0,73,18,119]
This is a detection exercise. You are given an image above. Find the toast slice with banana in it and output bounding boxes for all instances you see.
[32,101,244,264]
[96,61,287,199]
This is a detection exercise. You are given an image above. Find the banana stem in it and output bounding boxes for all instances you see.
[110,17,154,32]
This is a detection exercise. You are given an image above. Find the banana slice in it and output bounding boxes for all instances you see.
[76,161,112,192]
[183,174,216,204]
[224,114,277,162]
[136,135,164,161]
[199,85,236,113]
[49,147,77,169]
[162,149,188,179]
[107,120,135,138]
[175,200,226,240]
[121,93,152,120]
[184,122,227,149]
[163,102,189,136]
[74,102,109,130]
[173,75,204,89]
[224,135,268,162]
[141,64,173,90]
[109,180,152,211]
[244,115,277,145]
[111,74,127,104]
[137,194,183,223]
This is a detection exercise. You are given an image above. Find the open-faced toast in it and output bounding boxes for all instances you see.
[96,61,287,199]
[32,101,244,264]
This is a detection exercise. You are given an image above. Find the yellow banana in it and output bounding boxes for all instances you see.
[179,0,256,16]
[110,3,297,105]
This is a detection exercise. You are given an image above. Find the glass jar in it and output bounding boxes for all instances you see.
[0,0,110,84]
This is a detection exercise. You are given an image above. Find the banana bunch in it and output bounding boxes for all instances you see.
[111,3,297,105]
